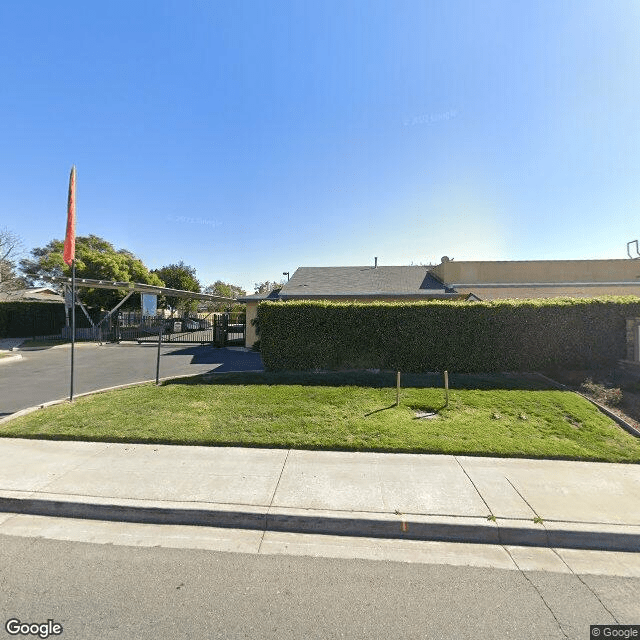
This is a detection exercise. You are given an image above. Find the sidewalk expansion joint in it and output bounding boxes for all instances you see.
[259,448,291,553]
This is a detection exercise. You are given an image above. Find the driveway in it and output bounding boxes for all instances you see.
[0,343,263,418]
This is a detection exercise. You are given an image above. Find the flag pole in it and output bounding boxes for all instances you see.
[64,165,77,403]
[70,259,76,402]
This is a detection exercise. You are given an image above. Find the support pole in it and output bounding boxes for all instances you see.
[156,325,163,385]
[396,371,401,407]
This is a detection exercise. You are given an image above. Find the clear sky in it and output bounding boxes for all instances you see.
[1,1,639,294]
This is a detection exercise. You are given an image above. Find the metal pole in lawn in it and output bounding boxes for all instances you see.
[396,371,401,407]
[444,370,449,407]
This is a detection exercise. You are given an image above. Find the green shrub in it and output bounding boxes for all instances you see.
[257,297,640,373]
[0,302,66,339]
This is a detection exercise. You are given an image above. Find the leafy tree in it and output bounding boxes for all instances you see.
[20,235,163,310]
[152,262,201,314]
[0,228,26,294]
[203,280,246,312]
[254,280,285,294]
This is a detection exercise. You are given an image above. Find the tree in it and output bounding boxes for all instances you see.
[152,262,201,314]
[0,228,26,294]
[20,235,163,310]
[203,280,246,312]
[254,280,285,294]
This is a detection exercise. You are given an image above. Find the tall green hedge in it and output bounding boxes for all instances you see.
[257,297,640,372]
[0,302,66,339]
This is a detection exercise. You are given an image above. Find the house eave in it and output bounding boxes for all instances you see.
[278,292,465,300]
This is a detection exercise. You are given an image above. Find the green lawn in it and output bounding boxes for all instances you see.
[3,371,639,462]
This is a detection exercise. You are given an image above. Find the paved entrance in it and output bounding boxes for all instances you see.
[0,344,263,418]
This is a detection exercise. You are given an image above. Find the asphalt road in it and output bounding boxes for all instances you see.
[0,344,263,417]
[0,534,636,640]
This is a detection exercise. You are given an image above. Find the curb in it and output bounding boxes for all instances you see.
[0,493,638,552]
[18,342,104,351]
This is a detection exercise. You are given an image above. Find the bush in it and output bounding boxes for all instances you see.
[257,297,640,373]
[580,378,623,406]
[0,302,66,339]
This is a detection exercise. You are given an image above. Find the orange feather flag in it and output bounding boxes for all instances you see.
[63,166,76,266]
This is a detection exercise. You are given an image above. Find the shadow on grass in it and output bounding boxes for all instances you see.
[162,370,559,391]
[364,404,397,417]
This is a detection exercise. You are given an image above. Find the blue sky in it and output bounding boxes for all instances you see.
[1,1,639,293]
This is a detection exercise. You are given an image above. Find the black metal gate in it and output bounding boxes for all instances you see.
[114,312,246,347]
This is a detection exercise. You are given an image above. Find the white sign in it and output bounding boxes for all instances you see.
[141,294,157,317]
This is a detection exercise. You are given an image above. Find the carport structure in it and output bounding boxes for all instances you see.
[50,276,242,345]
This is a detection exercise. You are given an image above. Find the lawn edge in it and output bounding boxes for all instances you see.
[535,372,640,438]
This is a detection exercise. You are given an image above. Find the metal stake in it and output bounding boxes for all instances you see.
[156,325,163,385]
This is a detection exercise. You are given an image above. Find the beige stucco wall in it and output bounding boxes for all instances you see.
[245,301,259,348]
[432,259,640,285]
[626,318,640,361]
[455,285,640,300]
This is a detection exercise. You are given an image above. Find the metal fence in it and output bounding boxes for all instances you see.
[114,312,246,347]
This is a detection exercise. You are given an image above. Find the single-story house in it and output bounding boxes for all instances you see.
[239,257,640,349]
[238,263,475,348]
[0,287,65,303]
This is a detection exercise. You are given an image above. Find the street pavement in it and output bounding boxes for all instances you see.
[0,438,638,558]
[2,533,636,640]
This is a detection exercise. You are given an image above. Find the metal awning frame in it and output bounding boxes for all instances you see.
[50,276,237,329]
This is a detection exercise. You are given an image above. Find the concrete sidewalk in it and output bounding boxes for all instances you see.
[0,437,638,552]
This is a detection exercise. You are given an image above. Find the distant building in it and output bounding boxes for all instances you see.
[430,257,640,300]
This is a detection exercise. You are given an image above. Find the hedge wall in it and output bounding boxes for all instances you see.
[257,297,640,372]
[0,302,66,339]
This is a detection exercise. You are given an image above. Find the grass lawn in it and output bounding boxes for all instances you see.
[2,371,639,462]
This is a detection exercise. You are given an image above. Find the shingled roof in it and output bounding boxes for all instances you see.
[275,266,461,299]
